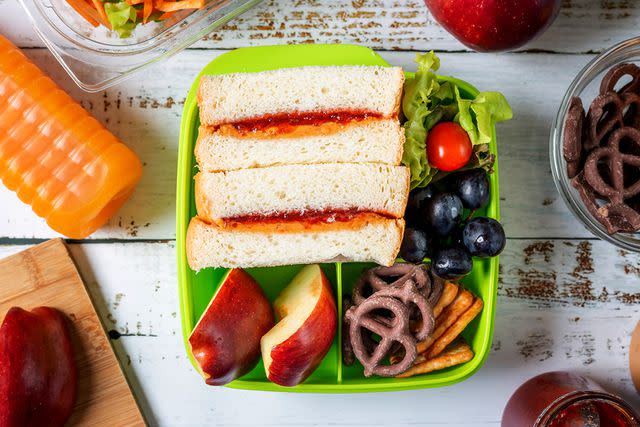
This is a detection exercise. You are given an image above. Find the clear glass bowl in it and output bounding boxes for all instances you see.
[550,36,640,252]
[18,0,262,92]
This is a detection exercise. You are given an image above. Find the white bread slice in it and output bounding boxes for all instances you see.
[186,215,404,269]
[194,163,410,224]
[198,66,405,126]
[195,119,405,172]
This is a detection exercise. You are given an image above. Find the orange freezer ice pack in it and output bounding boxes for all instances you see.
[0,35,142,238]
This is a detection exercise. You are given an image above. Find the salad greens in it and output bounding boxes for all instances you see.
[96,0,166,38]
[402,52,513,189]
[103,1,137,38]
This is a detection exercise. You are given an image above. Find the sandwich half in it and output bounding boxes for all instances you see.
[188,65,409,270]
[194,163,410,226]
[195,118,405,172]
[186,215,405,269]
[198,65,405,127]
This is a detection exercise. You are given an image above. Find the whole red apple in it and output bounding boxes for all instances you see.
[0,307,77,427]
[425,0,561,52]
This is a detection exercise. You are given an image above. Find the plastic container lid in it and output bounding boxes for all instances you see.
[18,0,262,92]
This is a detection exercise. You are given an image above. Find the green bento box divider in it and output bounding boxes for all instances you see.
[335,262,343,384]
[177,44,500,392]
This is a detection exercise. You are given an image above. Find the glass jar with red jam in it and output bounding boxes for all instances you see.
[502,371,640,427]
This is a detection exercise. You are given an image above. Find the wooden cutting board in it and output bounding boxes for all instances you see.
[0,239,145,426]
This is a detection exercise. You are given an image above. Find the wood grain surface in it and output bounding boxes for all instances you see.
[0,240,637,426]
[0,49,606,240]
[1,0,638,53]
[0,0,639,425]
[0,240,145,427]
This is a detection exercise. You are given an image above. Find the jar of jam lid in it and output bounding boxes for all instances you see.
[502,371,640,426]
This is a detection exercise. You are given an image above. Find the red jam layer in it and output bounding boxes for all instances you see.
[227,111,383,134]
[226,209,392,225]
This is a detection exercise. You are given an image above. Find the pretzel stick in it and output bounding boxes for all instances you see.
[410,281,458,335]
[433,282,459,318]
[417,288,474,354]
[426,297,484,359]
[396,340,473,378]
[410,296,483,366]
[391,285,470,364]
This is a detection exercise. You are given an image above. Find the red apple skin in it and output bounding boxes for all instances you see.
[425,0,561,52]
[189,268,274,386]
[0,306,77,427]
[266,271,337,387]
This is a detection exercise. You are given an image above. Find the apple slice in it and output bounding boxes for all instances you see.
[189,268,274,386]
[261,264,337,387]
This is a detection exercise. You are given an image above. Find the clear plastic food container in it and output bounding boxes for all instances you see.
[18,0,262,92]
[550,36,640,252]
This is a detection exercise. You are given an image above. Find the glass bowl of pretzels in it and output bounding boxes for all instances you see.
[551,36,640,252]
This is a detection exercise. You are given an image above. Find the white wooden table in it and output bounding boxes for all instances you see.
[1,1,640,425]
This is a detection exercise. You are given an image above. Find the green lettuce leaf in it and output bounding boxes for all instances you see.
[104,1,137,38]
[401,52,513,189]
[401,52,441,188]
[455,89,513,146]
[402,51,440,121]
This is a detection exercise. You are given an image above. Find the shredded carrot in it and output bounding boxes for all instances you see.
[158,11,176,20]
[66,0,207,34]
[156,0,205,12]
[143,0,154,23]
[90,0,112,29]
[64,0,100,27]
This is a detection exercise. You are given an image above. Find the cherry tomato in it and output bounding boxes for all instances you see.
[426,122,472,172]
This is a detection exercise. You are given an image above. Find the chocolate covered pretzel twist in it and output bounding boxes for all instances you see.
[352,264,443,314]
[600,62,640,96]
[584,92,624,151]
[345,295,417,377]
[374,279,435,341]
[343,264,441,376]
[576,127,640,233]
[427,269,445,308]
[352,263,431,305]
[342,298,378,367]
[622,93,640,129]
[353,264,440,338]
[563,63,640,235]
[563,97,586,178]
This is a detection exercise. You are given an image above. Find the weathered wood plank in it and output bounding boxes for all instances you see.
[0,49,604,240]
[1,3,637,427]
[2,0,638,53]
[0,240,636,425]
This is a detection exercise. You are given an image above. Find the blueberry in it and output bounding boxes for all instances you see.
[406,186,435,226]
[431,246,473,280]
[399,227,430,263]
[462,217,506,257]
[421,192,463,236]
[454,169,490,210]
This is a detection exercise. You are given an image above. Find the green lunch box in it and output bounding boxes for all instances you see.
[176,44,500,393]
